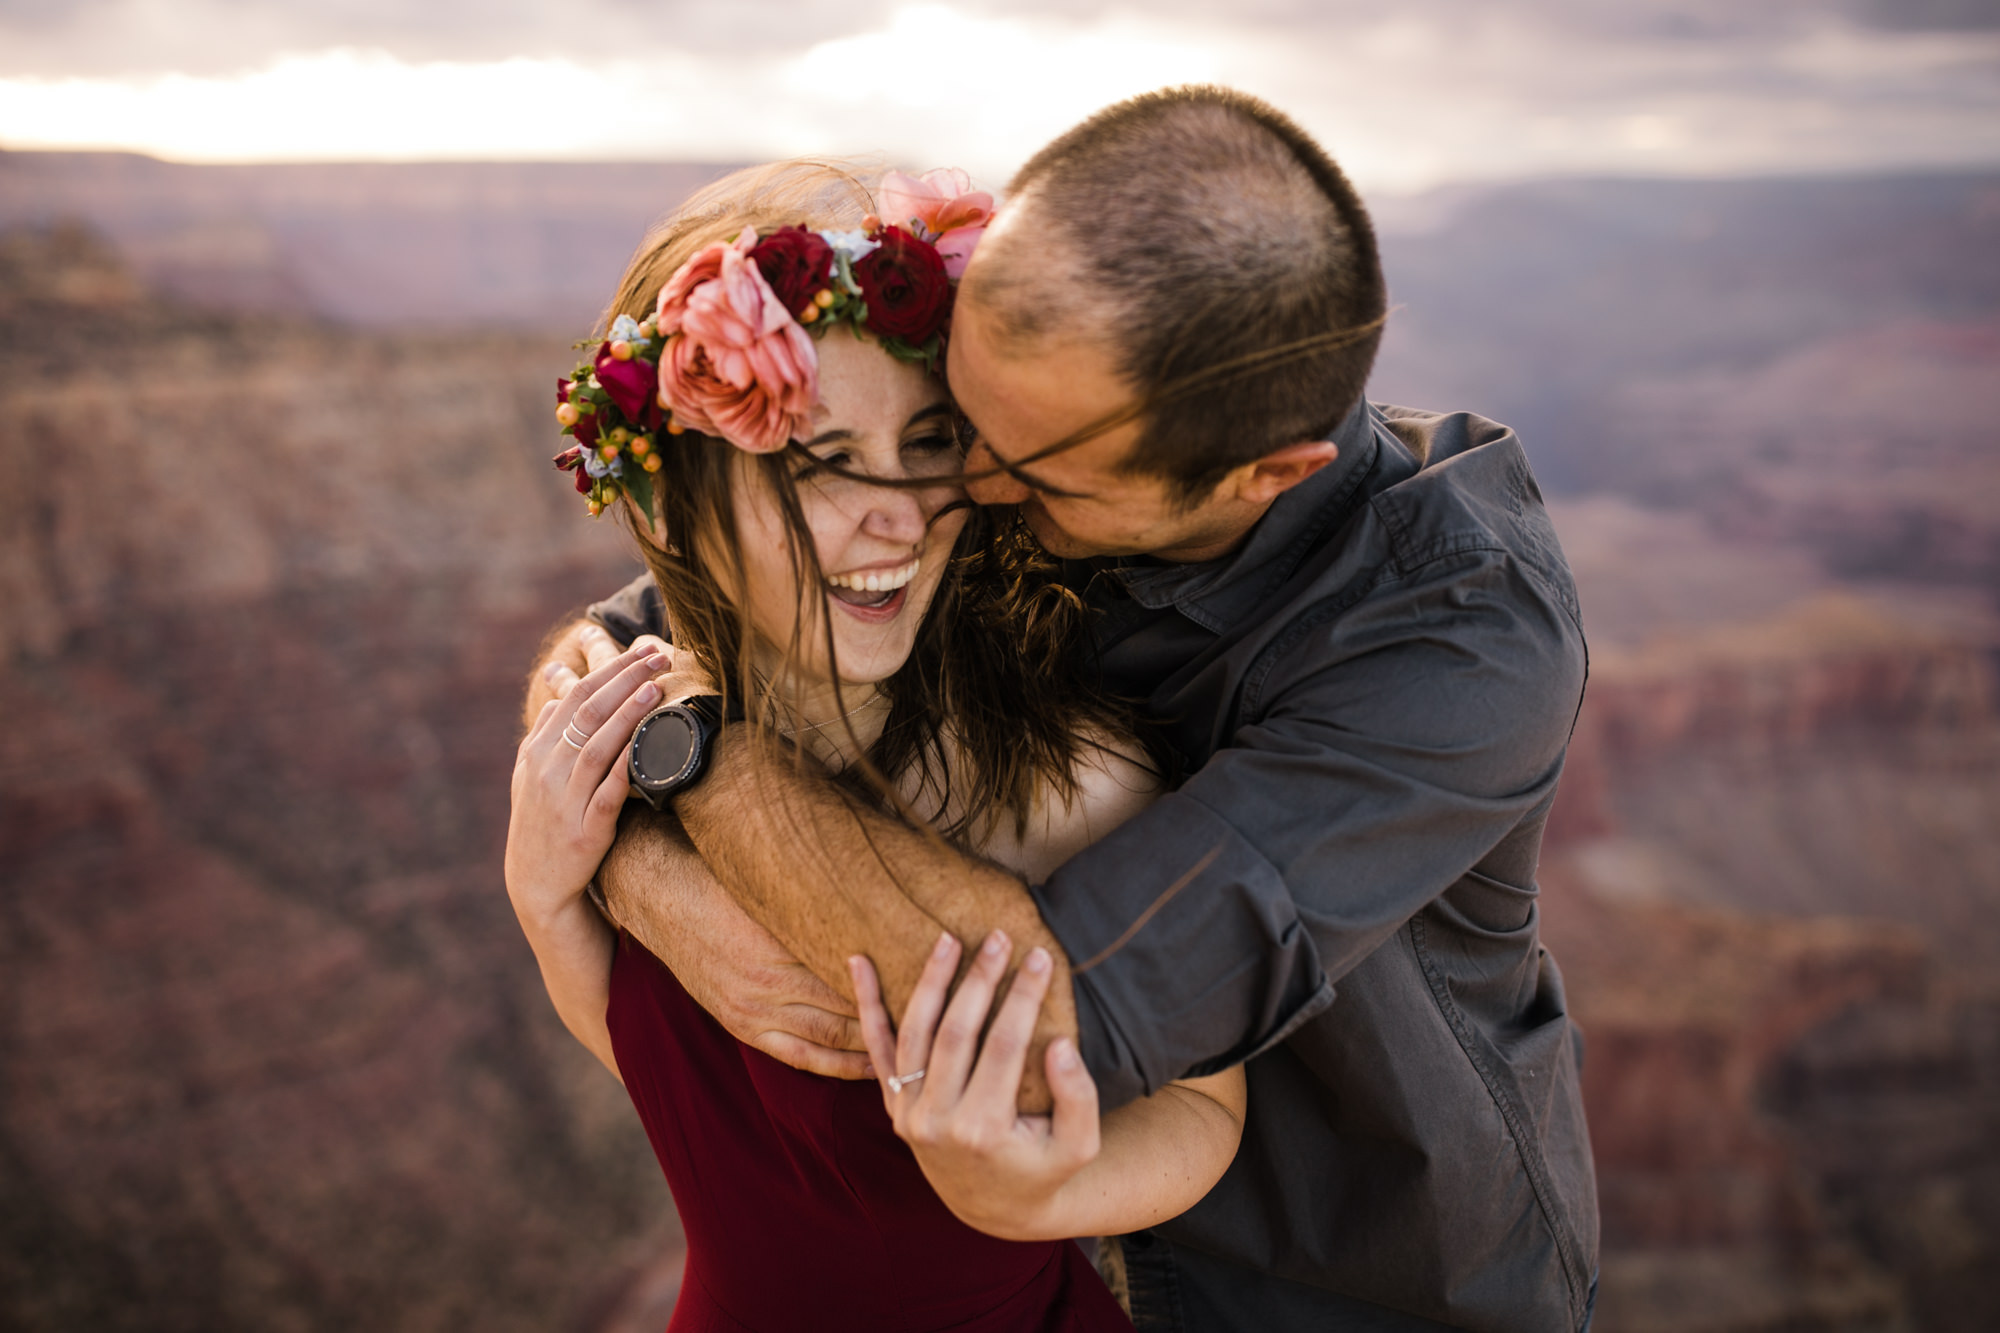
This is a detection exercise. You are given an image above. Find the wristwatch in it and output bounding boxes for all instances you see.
[628,695,731,810]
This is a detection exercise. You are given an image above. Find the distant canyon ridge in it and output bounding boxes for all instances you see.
[1,152,1996,1333]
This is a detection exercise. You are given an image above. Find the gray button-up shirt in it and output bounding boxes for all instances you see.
[1032,401,1596,1331]
[587,400,1597,1332]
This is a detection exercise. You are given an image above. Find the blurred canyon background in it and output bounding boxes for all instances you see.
[0,145,1996,1333]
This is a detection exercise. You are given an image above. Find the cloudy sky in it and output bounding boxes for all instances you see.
[2,0,1996,192]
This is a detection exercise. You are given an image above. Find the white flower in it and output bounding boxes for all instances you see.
[608,314,644,343]
[817,229,880,262]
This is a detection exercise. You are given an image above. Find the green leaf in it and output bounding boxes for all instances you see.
[621,466,656,530]
[879,334,939,370]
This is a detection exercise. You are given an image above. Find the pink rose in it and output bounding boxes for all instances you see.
[879,168,992,279]
[655,229,817,454]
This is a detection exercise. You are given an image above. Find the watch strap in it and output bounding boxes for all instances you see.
[681,694,725,729]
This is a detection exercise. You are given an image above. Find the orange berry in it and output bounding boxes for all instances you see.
[642,453,663,473]
[609,339,633,361]
[800,305,819,324]
[599,443,619,462]
[814,288,835,309]
[630,435,652,456]
[556,402,579,427]
[667,419,686,435]
[609,426,630,445]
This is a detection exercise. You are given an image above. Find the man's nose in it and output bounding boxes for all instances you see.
[964,438,1029,506]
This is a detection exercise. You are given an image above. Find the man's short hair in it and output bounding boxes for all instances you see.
[980,85,1387,502]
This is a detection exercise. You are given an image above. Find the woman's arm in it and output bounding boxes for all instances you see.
[846,728,1246,1242]
[504,641,667,1080]
[1058,1068,1246,1241]
[852,934,1245,1241]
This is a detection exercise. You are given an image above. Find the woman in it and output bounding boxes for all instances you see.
[504,162,1245,1332]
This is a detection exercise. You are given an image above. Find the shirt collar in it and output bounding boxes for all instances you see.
[1104,400,1384,632]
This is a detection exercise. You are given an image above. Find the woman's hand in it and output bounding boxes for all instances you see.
[548,626,715,711]
[850,930,1102,1241]
[505,641,666,930]
[504,638,668,1079]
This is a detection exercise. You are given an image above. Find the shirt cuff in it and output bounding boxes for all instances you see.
[1032,794,1333,1109]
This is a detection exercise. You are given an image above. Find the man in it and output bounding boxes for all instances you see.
[536,87,1597,1330]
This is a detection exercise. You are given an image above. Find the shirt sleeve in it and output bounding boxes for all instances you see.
[585,575,666,647]
[1031,547,1586,1109]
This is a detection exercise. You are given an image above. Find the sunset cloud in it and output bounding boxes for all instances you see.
[2,0,1995,191]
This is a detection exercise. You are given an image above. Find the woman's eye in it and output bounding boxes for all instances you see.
[904,432,957,458]
[794,449,850,480]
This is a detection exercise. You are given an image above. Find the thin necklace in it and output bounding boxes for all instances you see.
[776,691,888,738]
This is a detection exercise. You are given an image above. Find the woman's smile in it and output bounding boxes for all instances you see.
[826,555,922,620]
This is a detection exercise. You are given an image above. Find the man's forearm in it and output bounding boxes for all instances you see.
[598,802,815,969]
[677,729,1078,1111]
[603,796,952,1035]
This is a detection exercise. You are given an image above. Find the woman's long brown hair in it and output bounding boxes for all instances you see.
[601,160,1134,844]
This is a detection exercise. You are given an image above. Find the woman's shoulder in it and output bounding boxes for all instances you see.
[977,729,1161,884]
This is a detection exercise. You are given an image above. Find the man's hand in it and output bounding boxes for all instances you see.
[600,805,874,1081]
[550,624,710,706]
[850,930,1100,1241]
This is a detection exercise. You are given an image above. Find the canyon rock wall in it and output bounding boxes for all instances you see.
[1543,503,2000,1333]
[0,225,677,1332]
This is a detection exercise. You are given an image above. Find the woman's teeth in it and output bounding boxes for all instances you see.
[825,557,919,606]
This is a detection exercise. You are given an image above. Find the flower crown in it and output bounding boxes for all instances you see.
[554,168,992,519]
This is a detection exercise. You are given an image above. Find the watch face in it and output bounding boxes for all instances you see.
[632,709,700,787]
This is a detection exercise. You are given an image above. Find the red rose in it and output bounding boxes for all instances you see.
[594,342,659,421]
[749,226,835,321]
[853,226,949,341]
[553,445,592,494]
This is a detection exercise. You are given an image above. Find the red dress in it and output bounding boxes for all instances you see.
[606,933,1134,1332]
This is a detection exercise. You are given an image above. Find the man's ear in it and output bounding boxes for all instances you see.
[1235,440,1340,506]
